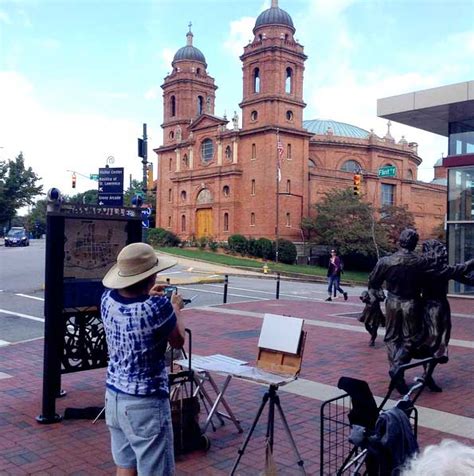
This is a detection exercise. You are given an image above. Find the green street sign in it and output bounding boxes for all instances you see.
[90,174,99,181]
[378,166,396,178]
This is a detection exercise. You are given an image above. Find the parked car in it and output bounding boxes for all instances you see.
[4,227,30,247]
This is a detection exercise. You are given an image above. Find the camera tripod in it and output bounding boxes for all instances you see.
[230,383,306,475]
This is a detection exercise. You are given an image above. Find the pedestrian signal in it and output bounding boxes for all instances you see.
[353,174,361,195]
[72,173,77,189]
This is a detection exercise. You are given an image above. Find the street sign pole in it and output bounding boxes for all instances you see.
[141,124,148,195]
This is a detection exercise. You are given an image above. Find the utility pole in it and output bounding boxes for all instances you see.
[139,123,148,195]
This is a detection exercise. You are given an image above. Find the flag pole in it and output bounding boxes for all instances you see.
[275,129,281,263]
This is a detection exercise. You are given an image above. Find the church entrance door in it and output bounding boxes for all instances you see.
[196,208,213,238]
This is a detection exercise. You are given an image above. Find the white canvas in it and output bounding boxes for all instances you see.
[257,314,304,354]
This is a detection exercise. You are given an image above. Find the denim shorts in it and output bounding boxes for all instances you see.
[105,388,175,475]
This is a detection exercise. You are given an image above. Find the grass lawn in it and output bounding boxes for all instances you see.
[157,247,369,284]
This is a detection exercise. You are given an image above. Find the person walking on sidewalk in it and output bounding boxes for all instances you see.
[101,242,186,476]
[326,249,348,302]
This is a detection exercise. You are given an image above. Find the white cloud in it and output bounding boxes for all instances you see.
[223,16,255,58]
[0,71,142,197]
[0,9,11,24]
[144,87,159,100]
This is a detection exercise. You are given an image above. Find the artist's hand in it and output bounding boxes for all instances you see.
[149,284,166,296]
[466,259,474,271]
[171,293,185,310]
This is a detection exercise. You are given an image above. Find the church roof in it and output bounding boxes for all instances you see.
[254,2,295,33]
[303,119,370,139]
[173,27,207,66]
[173,45,206,65]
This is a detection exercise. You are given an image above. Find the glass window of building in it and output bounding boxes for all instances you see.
[169,157,173,171]
[341,160,361,172]
[449,119,474,156]
[381,183,395,206]
[285,68,293,94]
[250,212,255,226]
[223,212,229,232]
[251,179,256,196]
[180,190,186,201]
[448,167,474,221]
[201,139,214,163]
[170,95,176,117]
[181,215,186,232]
[168,216,171,228]
[168,189,172,202]
[252,143,257,159]
[223,185,230,196]
[286,212,291,227]
[286,179,291,194]
[197,95,204,115]
[287,144,292,159]
[253,68,260,93]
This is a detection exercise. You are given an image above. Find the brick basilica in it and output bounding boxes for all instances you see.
[154,0,446,244]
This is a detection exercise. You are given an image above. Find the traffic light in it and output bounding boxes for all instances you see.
[353,174,361,195]
[72,173,77,189]
[147,163,154,190]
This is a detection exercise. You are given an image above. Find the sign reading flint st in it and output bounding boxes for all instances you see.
[98,167,124,206]
[378,166,397,178]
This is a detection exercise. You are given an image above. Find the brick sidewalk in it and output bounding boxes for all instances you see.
[0,297,472,475]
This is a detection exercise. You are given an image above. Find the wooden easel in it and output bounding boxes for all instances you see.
[231,314,307,475]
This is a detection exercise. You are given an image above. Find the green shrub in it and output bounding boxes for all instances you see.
[198,236,208,249]
[228,234,248,254]
[208,238,219,252]
[147,228,181,247]
[247,237,258,257]
[256,237,274,260]
[277,239,297,264]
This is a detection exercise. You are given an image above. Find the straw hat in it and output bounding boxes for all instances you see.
[102,242,177,289]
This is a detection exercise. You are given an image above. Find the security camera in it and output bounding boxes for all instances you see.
[46,188,62,212]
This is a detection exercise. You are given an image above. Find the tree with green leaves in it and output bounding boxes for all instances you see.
[378,204,416,251]
[25,198,47,238]
[302,188,387,258]
[68,189,99,205]
[0,152,43,229]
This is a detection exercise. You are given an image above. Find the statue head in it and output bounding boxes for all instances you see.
[399,228,419,251]
[422,239,448,266]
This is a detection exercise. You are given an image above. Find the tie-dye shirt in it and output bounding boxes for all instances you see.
[101,289,177,397]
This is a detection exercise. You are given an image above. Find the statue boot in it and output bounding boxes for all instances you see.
[424,374,442,392]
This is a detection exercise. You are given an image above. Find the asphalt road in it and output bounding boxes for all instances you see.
[0,240,365,345]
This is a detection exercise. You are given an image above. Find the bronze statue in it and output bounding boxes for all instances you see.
[368,229,474,394]
[413,240,474,391]
[359,289,386,347]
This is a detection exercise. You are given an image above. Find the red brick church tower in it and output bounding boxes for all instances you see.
[238,0,312,239]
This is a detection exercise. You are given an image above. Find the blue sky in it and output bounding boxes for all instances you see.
[1,0,473,198]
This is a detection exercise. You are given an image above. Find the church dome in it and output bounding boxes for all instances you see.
[172,28,207,66]
[254,1,295,33]
[303,119,370,139]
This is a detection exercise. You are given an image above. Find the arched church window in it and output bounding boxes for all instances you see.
[197,95,204,115]
[250,212,255,226]
[170,95,176,117]
[181,215,186,232]
[223,212,229,231]
[223,185,230,196]
[286,110,294,121]
[182,154,189,168]
[407,169,414,180]
[286,180,291,194]
[200,139,214,163]
[341,160,362,173]
[196,188,212,204]
[286,212,291,227]
[308,159,316,168]
[285,67,293,94]
[180,190,187,201]
[225,145,232,160]
[251,143,257,159]
[251,110,258,121]
[253,68,260,93]
[196,68,201,75]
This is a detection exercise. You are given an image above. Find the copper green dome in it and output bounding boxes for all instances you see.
[254,1,295,33]
[303,119,370,139]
